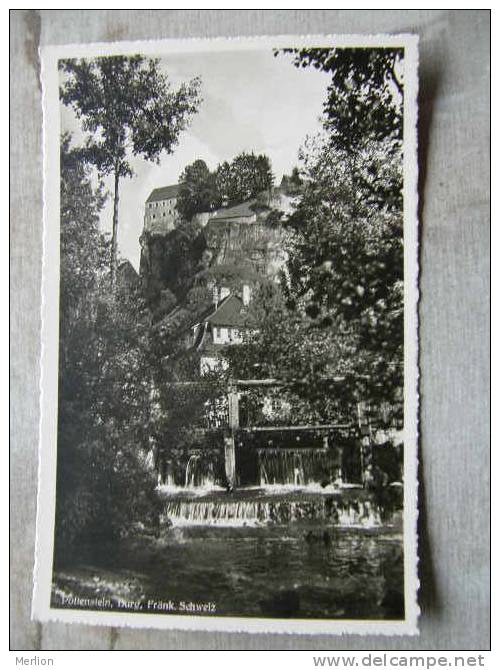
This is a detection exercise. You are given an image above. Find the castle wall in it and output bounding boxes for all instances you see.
[144,196,179,234]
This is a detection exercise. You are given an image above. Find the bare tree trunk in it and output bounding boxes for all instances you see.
[110,168,120,286]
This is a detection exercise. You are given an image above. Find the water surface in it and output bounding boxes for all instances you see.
[53,523,404,620]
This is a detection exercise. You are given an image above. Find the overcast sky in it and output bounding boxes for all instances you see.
[61,49,330,269]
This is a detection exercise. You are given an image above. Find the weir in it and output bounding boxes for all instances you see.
[162,497,383,527]
[257,448,342,487]
[154,379,403,526]
[155,382,364,491]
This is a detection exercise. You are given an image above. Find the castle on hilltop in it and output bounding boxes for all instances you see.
[139,176,299,374]
[143,183,181,235]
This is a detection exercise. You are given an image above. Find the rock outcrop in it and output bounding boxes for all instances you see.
[139,188,293,310]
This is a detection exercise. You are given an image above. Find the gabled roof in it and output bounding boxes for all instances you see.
[210,200,257,221]
[190,293,256,353]
[146,184,181,203]
[192,293,255,330]
[191,294,232,329]
[206,294,253,327]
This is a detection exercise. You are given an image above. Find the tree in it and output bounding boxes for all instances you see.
[278,47,404,216]
[223,280,359,425]
[59,133,108,327]
[59,55,202,284]
[238,48,406,422]
[215,151,274,204]
[56,136,160,557]
[176,159,220,221]
[174,152,275,221]
[279,47,404,153]
[223,137,403,430]
[285,135,404,412]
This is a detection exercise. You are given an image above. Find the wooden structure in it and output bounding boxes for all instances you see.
[161,377,389,488]
[220,379,358,488]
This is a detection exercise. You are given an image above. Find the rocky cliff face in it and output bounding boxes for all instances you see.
[202,218,287,278]
[139,195,290,310]
[139,227,206,306]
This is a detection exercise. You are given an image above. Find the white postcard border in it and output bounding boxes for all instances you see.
[33,33,420,636]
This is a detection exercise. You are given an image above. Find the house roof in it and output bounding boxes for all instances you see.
[191,294,232,328]
[146,184,181,203]
[210,200,257,221]
[192,293,255,330]
[190,293,256,353]
[206,294,253,327]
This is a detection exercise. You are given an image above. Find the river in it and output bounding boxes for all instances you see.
[52,488,404,620]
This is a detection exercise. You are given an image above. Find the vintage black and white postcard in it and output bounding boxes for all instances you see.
[34,35,419,634]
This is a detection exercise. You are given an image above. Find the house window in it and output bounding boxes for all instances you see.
[213,327,217,341]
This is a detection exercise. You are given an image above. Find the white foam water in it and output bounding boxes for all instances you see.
[163,498,382,528]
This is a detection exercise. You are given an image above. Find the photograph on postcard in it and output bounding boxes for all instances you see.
[34,35,419,633]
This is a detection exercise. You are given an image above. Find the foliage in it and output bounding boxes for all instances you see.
[55,137,160,559]
[224,48,406,423]
[279,166,303,196]
[196,263,264,292]
[174,152,275,225]
[223,134,403,419]
[146,315,229,466]
[176,159,220,221]
[59,55,201,281]
[214,152,274,205]
[286,134,404,413]
[223,283,357,424]
[281,47,404,415]
[59,133,108,320]
[279,47,404,152]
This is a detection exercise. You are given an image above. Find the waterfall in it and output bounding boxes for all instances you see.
[157,453,223,494]
[185,455,199,487]
[165,472,176,488]
[184,457,219,489]
[157,460,178,490]
[257,449,341,489]
[163,498,382,528]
